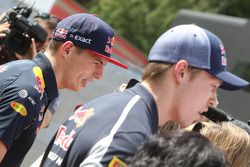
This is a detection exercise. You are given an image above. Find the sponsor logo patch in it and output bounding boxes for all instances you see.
[221,56,227,66]
[54,125,76,151]
[74,35,92,44]
[108,156,127,167]
[54,27,68,39]
[19,89,28,98]
[107,37,115,46]
[69,107,94,128]
[28,96,36,105]
[219,44,226,55]
[33,67,45,100]
[105,36,115,55]
[10,101,27,116]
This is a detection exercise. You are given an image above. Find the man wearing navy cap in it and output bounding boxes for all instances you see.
[0,13,127,167]
[40,24,249,166]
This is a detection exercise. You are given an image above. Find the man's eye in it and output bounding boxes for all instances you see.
[93,61,101,65]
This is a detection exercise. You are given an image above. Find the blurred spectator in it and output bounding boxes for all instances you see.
[201,106,250,135]
[188,121,250,167]
[33,12,61,52]
[128,130,229,167]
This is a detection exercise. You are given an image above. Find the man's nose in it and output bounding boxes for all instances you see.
[208,95,219,107]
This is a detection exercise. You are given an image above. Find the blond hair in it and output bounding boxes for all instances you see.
[142,62,201,82]
[141,62,172,81]
[200,122,250,167]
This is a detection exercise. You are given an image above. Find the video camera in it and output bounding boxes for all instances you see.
[0,2,48,55]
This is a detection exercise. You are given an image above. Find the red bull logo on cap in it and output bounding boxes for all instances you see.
[54,27,68,39]
[105,36,115,55]
[219,45,226,55]
[219,45,227,66]
[107,37,115,46]
[221,56,227,66]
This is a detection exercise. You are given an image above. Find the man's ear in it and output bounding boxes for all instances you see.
[60,41,74,59]
[174,60,189,83]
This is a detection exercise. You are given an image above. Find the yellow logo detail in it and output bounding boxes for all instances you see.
[69,107,94,128]
[108,156,127,167]
[10,101,27,116]
[32,67,45,90]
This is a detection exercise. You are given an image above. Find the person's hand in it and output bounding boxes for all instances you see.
[0,22,10,38]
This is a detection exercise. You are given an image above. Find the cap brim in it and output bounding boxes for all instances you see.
[88,50,128,69]
[215,71,249,91]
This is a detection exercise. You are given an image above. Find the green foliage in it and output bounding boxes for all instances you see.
[76,0,250,56]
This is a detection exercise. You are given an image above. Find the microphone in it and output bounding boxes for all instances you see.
[202,106,234,122]
[202,107,250,134]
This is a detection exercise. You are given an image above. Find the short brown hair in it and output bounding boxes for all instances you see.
[142,62,202,81]
[48,40,62,53]
[200,122,250,167]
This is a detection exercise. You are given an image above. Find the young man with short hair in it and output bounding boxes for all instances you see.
[0,13,127,166]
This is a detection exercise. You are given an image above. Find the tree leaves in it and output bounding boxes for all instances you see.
[77,0,250,57]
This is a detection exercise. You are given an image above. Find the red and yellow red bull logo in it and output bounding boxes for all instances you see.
[105,37,115,55]
[33,67,45,94]
[69,107,94,128]
[10,101,27,116]
[54,27,68,39]
[108,156,127,167]
[107,37,115,47]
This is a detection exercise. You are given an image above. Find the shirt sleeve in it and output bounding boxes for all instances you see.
[0,84,37,149]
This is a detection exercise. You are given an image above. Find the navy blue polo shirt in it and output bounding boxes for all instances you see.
[41,82,158,167]
[0,53,58,167]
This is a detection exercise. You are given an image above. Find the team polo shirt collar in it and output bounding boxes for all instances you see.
[130,83,159,133]
[33,53,58,101]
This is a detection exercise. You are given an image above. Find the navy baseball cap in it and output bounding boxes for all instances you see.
[148,24,249,91]
[53,13,128,69]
